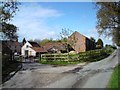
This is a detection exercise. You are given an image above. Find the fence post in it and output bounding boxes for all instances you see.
[41,54,43,62]
[78,53,80,62]
[39,53,41,61]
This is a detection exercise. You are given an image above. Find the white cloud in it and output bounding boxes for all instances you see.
[11,3,63,41]
[34,8,62,18]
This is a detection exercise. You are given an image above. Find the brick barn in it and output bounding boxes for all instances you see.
[68,31,95,53]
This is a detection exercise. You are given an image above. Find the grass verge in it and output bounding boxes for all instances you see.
[40,60,80,66]
[107,64,120,89]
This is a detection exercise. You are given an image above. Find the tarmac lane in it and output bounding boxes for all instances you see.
[2,50,119,88]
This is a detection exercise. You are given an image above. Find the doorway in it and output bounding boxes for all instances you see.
[25,50,28,58]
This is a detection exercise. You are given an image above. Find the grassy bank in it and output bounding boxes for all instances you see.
[107,64,120,89]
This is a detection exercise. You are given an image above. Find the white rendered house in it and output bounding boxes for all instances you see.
[21,41,47,57]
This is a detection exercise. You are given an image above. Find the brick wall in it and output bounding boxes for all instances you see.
[68,31,86,53]
[68,31,95,53]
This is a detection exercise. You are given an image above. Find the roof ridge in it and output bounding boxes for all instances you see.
[73,31,91,40]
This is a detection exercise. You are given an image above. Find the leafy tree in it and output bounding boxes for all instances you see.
[2,23,18,40]
[34,39,41,44]
[1,0,20,82]
[95,2,120,46]
[105,44,117,49]
[40,38,52,46]
[29,39,34,42]
[0,0,20,40]
[90,37,96,42]
[40,38,64,46]
[96,38,103,49]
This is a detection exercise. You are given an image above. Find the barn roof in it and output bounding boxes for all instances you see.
[43,42,66,51]
[31,47,47,53]
[28,41,40,47]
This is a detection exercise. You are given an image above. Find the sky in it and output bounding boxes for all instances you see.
[11,2,112,45]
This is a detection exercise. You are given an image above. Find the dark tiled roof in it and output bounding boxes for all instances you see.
[28,41,40,47]
[31,47,47,53]
[2,41,12,54]
[43,42,66,51]
[2,40,22,53]
[4,40,21,46]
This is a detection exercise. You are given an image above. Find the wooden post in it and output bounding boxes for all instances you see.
[39,52,41,62]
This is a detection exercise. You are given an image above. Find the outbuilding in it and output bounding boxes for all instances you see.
[21,41,47,57]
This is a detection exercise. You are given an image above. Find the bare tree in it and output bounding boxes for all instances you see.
[60,28,74,61]
[60,28,72,52]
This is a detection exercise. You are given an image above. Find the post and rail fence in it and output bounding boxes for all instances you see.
[40,48,113,62]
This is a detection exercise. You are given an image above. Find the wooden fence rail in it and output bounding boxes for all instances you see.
[41,48,112,62]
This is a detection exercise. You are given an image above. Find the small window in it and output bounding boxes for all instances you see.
[14,50,17,52]
[26,45,29,48]
[30,51,32,55]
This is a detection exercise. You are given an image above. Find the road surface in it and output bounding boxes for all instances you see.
[2,49,119,88]
[44,49,119,88]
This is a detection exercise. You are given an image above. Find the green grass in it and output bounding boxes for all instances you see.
[107,64,120,89]
[40,60,80,66]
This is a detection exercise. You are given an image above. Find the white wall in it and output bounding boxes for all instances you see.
[21,42,36,56]
[28,48,36,56]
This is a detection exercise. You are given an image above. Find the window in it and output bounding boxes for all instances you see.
[26,45,29,48]
[29,51,32,55]
[14,50,17,52]
[25,50,28,56]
